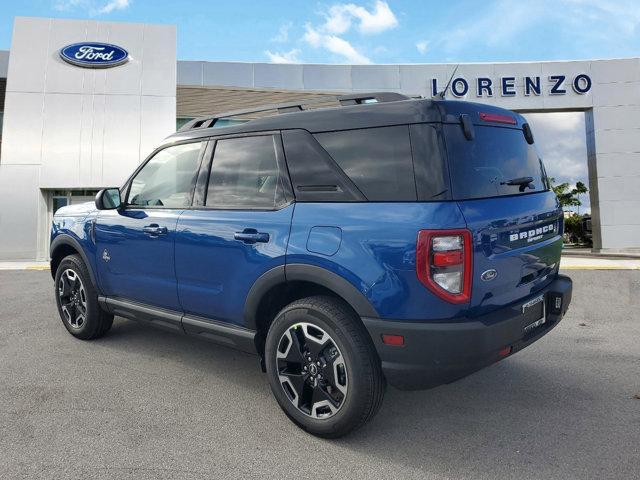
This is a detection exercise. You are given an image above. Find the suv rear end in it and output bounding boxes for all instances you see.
[285,99,573,390]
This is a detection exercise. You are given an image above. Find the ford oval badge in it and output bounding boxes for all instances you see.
[481,269,498,282]
[60,42,129,68]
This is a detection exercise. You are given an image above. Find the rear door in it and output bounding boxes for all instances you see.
[175,133,294,327]
[444,121,563,314]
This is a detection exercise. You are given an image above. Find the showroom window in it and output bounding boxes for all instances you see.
[176,117,194,130]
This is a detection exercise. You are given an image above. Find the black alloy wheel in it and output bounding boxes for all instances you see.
[276,322,348,419]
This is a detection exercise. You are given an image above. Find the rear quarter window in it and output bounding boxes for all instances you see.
[314,126,417,201]
[444,124,549,200]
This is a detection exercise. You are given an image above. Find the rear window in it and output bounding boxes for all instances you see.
[444,124,549,200]
[314,126,417,201]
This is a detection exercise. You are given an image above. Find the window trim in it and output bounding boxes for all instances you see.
[121,139,207,211]
[193,131,294,212]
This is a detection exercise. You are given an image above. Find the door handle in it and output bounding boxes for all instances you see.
[143,224,168,236]
[234,229,270,244]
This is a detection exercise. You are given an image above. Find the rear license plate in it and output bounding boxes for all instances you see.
[522,295,546,332]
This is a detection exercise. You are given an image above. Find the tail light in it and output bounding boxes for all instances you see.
[416,229,473,304]
[479,112,517,125]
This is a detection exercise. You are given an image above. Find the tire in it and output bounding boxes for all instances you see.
[54,254,113,340]
[265,295,385,438]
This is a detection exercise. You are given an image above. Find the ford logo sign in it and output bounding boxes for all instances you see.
[59,42,129,68]
[481,269,498,282]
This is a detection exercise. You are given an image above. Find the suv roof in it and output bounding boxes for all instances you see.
[165,94,528,147]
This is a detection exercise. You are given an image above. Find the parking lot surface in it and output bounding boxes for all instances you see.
[1,269,639,479]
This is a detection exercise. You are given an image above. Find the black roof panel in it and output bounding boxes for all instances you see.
[162,97,527,146]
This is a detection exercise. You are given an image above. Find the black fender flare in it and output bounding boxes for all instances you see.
[243,263,379,330]
[49,234,97,287]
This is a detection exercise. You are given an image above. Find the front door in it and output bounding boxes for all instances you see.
[175,134,294,327]
[95,141,205,311]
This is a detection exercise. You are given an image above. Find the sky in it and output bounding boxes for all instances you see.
[1,0,633,212]
[0,0,638,63]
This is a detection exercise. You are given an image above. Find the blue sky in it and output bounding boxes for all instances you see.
[0,0,638,64]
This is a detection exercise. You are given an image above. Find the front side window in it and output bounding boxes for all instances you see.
[205,135,285,209]
[128,142,203,208]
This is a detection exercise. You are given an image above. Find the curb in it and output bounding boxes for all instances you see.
[562,250,640,260]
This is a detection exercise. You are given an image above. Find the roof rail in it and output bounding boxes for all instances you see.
[178,91,411,132]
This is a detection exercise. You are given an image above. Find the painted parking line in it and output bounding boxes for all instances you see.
[561,265,640,270]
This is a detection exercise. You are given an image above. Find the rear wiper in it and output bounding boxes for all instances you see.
[500,176,534,192]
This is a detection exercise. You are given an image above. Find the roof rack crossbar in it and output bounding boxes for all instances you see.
[178,92,411,132]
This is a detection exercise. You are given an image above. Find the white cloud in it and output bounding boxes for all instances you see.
[98,0,129,14]
[323,1,398,35]
[54,0,130,15]
[265,2,397,64]
[264,48,301,63]
[271,22,292,43]
[416,40,429,54]
[303,24,372,64]
[300,2,396,64]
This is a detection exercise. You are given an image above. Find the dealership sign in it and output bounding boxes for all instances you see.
[59,42,129,68]
[431,74,592,98]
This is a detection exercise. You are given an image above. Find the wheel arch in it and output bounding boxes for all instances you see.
[244,263,379,356]
[50,235,97,286]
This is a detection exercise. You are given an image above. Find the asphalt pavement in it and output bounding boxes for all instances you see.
[0,269,638,479]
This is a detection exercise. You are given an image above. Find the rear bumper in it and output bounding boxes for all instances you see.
[363,274,572,390]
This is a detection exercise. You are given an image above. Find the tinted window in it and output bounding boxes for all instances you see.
[444,125,549,200]
[206,135,284,209]
[314,126,417,201]
[282,129,365,203]
[409,124,450,200]
[128,142,202,208]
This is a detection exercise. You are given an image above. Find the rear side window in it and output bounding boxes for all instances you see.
[205,135,286,209]
[444,124,549,200]
[314,126,417,201]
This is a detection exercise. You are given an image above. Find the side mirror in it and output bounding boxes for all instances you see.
[95,188,122,210]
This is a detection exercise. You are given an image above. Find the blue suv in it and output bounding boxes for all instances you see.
[50,93,572,438]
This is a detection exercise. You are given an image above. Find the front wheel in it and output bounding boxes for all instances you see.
[54,254,113,340]
[265,296,385,438]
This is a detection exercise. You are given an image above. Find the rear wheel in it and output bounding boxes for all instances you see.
[54,254,113,340]
[265,296,385,438]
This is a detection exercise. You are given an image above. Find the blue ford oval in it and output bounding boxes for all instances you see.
[59,42,129,68]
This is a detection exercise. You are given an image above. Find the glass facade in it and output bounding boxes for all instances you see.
[176,117,194,130]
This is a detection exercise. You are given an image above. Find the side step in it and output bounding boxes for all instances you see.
[99,296,257,354]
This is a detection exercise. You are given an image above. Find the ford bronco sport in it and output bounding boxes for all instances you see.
[50,93,572,438]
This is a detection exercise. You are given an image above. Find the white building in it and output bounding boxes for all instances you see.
[0,16,639,260]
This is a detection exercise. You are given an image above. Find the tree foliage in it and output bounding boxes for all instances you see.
[549,177,588,208]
